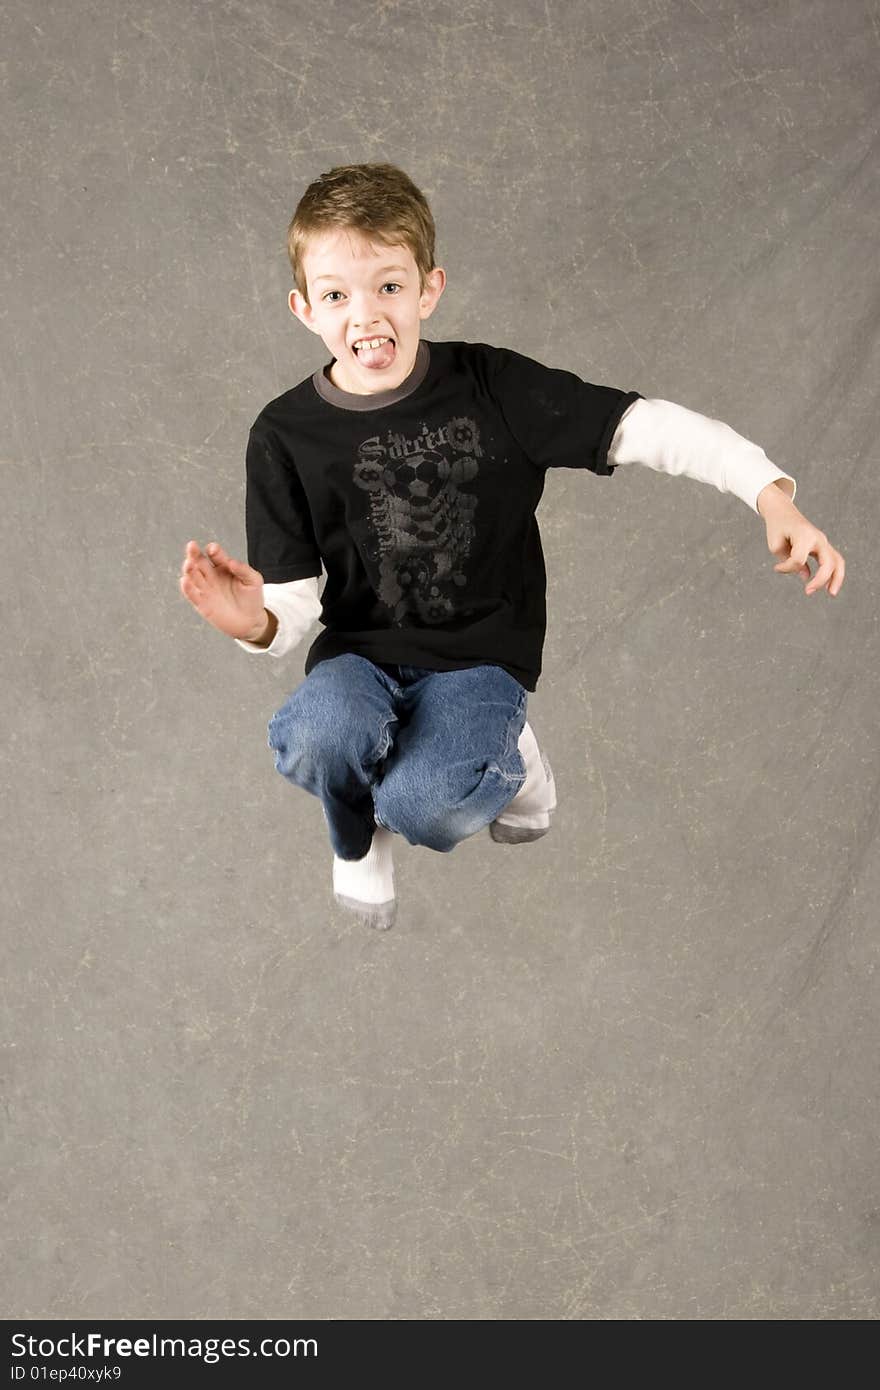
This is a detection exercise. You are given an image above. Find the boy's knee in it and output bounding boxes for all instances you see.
[374,797,457,852]
[267,720,295,779]
[267,702,327,777]
[374,765,489,851]
[267,696,388,782]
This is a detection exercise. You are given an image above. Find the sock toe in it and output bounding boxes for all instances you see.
[333,891,397,929]
[332,825,396,925]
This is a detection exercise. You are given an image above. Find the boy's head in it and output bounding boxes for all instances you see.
[286,163,446,395]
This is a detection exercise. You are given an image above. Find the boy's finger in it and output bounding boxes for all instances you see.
[208,543,252,578]
[806,562,833,593]
[183,553,207,577]
[180,575,203,601]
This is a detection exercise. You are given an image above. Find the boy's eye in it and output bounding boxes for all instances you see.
[322,283,402,303]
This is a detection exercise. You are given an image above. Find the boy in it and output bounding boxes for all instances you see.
[179,162,845,931]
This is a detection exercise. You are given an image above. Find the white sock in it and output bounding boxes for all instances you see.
[494,720,556,828]
[333,825,396,929]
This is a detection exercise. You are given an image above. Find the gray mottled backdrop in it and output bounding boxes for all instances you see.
[3,0,878,1319]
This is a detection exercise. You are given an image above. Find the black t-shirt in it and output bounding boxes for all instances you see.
[245,338,641,692]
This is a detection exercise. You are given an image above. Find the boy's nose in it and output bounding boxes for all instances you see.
[351,296,382,325]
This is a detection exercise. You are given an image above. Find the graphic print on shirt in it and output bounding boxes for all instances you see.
[351,416,482,624]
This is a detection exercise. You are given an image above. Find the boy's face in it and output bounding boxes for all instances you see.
[289,228,446,394]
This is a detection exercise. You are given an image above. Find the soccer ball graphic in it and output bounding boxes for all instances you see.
[384,449,449,504]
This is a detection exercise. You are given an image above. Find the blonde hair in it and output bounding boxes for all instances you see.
[287,162,437,305]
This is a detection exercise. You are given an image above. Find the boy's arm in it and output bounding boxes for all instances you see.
[608,398,845,596]
[234,576,323,656]
[607,397,796,513]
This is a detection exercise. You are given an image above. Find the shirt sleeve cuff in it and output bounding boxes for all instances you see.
[233,577,322,657]
[234,622,285,654]
[747,470,797,515]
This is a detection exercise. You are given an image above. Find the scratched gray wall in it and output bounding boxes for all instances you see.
[3,0,878,1320]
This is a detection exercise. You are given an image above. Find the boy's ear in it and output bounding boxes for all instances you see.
[288,288,320,334]
[419,266,447,320]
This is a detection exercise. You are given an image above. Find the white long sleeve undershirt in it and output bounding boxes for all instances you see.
[234,396,797,660]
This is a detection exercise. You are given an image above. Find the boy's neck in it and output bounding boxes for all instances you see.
[315,341,431,410]
[327,341,421,396]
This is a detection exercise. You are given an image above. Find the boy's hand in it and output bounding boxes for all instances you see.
[757,487,846,597]
[179,540,269,640]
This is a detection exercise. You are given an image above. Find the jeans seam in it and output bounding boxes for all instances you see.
[491,689,527,782]
[376,713,397,763]
[506,689,527,756]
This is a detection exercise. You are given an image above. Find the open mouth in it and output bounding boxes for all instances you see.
[352,336,397,369]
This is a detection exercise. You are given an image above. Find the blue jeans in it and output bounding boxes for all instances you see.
[267,653,528,859]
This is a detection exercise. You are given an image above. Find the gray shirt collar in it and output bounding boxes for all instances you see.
[312,339,430,411]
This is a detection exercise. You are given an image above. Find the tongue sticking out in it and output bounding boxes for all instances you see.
[356,339,396,370]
